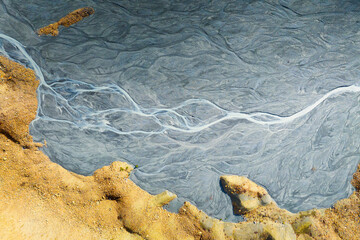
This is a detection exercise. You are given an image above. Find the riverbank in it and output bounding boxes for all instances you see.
[0,55,359,239]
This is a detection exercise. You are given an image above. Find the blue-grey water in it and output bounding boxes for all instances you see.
[1,0,360,222]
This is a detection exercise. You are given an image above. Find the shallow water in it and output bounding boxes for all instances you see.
[1,0,360,221]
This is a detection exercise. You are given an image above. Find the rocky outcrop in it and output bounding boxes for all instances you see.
[0,56,41,148]
[220,174,360,240]
[181,202,297,240]
[220,175,277,214]
[0,55,359,240]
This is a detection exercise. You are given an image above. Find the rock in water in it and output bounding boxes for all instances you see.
[37,7,95,36]
[220,175,276,214]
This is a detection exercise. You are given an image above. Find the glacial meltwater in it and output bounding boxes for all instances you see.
[1,0,360,222]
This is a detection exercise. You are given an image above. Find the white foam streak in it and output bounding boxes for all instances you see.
[1,34,359,135]
[89,85,360,134]
[135,86,360,133]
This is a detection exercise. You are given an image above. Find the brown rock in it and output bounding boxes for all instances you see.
[37,7,95,36]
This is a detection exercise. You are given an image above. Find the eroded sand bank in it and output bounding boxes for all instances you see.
[0,56,359,239]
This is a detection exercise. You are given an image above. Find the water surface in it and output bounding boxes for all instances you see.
[1,0,360,221]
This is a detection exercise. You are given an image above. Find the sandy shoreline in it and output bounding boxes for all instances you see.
[0,55,359,239]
